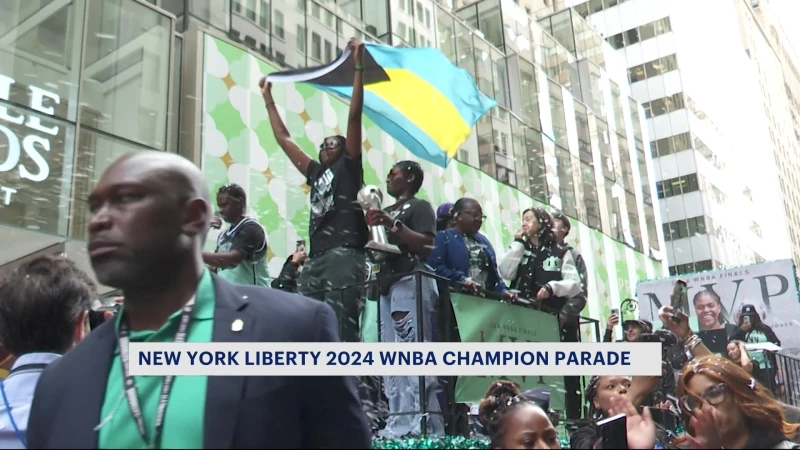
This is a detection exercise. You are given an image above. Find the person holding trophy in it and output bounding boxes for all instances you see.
[364,160,445,438]
[259,37,368,342]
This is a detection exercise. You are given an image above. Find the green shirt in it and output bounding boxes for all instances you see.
[98,270,216,449]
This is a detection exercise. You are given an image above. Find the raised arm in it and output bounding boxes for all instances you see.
[345,38,364,160]
[259,78,312,175]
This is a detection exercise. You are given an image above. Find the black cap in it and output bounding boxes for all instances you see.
[740,304,758,316]
[623,319,651,332]
[521,388,551,411]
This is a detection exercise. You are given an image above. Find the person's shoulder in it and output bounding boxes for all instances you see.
[223,282,331,339]
[240,219,266,235]
[37,320,116,390]
[409,198,434,210]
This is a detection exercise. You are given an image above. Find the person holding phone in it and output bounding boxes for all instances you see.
[270,241,308,293]
[497,207,581,307]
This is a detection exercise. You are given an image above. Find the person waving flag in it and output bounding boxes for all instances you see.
[268,42,496,168]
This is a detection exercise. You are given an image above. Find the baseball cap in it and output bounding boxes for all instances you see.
[436,202,454,217]
[740,304,758,316]
[623,319,652,332]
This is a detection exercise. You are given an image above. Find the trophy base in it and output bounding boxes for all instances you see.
[364,241,402,262]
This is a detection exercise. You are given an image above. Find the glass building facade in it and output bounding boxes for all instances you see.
[0,0,665,310]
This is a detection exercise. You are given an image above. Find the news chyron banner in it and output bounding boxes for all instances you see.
[448,293,565,410]
[636,259,800,349]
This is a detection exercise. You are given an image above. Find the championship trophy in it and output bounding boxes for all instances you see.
[357,185,402,261]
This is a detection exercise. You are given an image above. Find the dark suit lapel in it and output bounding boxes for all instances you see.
[74,322,116,448]
[203,276,255,449]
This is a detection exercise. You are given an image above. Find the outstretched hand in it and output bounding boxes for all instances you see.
[348,37,364,65]
[608,395,656,450]
[258,76,273,102]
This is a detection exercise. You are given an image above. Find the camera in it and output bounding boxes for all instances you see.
[639,329,685,370]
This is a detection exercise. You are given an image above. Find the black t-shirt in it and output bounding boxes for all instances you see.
[383,198,436,276]
[305,154,368,256]
[217,219,267,260]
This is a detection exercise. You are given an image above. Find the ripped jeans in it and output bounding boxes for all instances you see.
[378,274,445,438]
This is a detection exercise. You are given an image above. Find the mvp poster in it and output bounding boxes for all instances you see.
[636,259,800,349]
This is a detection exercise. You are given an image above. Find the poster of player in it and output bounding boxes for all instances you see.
[635,260,800,350]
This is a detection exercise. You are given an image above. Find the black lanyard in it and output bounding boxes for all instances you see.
[118,296,195,449]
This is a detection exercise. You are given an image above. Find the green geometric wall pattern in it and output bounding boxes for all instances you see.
[200,34,665,338]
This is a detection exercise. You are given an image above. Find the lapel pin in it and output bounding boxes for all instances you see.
[232,319,244,332]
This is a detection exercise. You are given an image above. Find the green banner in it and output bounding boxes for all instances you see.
[357,293,566,410]
[361,299,379,343]
[450,293,565,411]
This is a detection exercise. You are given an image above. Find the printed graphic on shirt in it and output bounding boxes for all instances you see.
[310,168,335,231]
[465,236,490,287]
[744,330,773,367]
[543,255,562,272]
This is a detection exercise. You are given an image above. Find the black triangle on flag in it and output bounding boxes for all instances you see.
[267,47,390,87]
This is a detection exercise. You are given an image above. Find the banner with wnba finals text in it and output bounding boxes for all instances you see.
[636,259,800,349]
[450,293,565,410]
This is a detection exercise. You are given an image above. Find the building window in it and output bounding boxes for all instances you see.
[629,64,645,83]
[575,2,590,19]
[590,0,604,13]
[651,131,691,157]
[311,32,321,60]
[258,1,268,28]
[625,28,640,46]
[630,54,678,83]
[663,216,708,241]
[645,92,684,118]
[606,17,672,50]
[656,173,699,199]
[296,26,306,53]
[324,40,333,63]
[273,10,284,39]
[556,147,579,219]
[608,33,625,50]
[233,0,242,13]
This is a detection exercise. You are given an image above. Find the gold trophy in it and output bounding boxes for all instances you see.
[357,185,402,261]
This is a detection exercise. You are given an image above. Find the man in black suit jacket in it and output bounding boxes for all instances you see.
[27,151,371,449]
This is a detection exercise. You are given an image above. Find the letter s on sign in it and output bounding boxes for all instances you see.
[0,124,20,173]
[21,135,50,182]
[0,124,51,182]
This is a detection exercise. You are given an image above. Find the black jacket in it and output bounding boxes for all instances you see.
[27,275,371,449]
[271,256,301,293]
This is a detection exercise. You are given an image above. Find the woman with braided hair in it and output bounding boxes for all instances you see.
[478,380,561,449]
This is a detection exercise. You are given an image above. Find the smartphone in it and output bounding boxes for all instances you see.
[296,239,306,253]
[611,308,619,316]
[597,413,628,449]
[671,280,688,322]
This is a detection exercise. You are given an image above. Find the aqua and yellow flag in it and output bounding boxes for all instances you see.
[268,43,496,167]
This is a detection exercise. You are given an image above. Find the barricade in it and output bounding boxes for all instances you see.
[306,268,602,436]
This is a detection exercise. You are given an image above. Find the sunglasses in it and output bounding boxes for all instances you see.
[680,383,727,412]
[319,138,341,151]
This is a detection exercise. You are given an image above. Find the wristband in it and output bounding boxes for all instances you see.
[390,220,403,233]
[355,64,364,71]
[265,102,275,108]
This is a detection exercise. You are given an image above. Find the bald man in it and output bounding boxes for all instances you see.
[27,152,371,449]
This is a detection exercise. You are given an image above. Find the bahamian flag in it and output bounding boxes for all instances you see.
[267,43,496,167]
